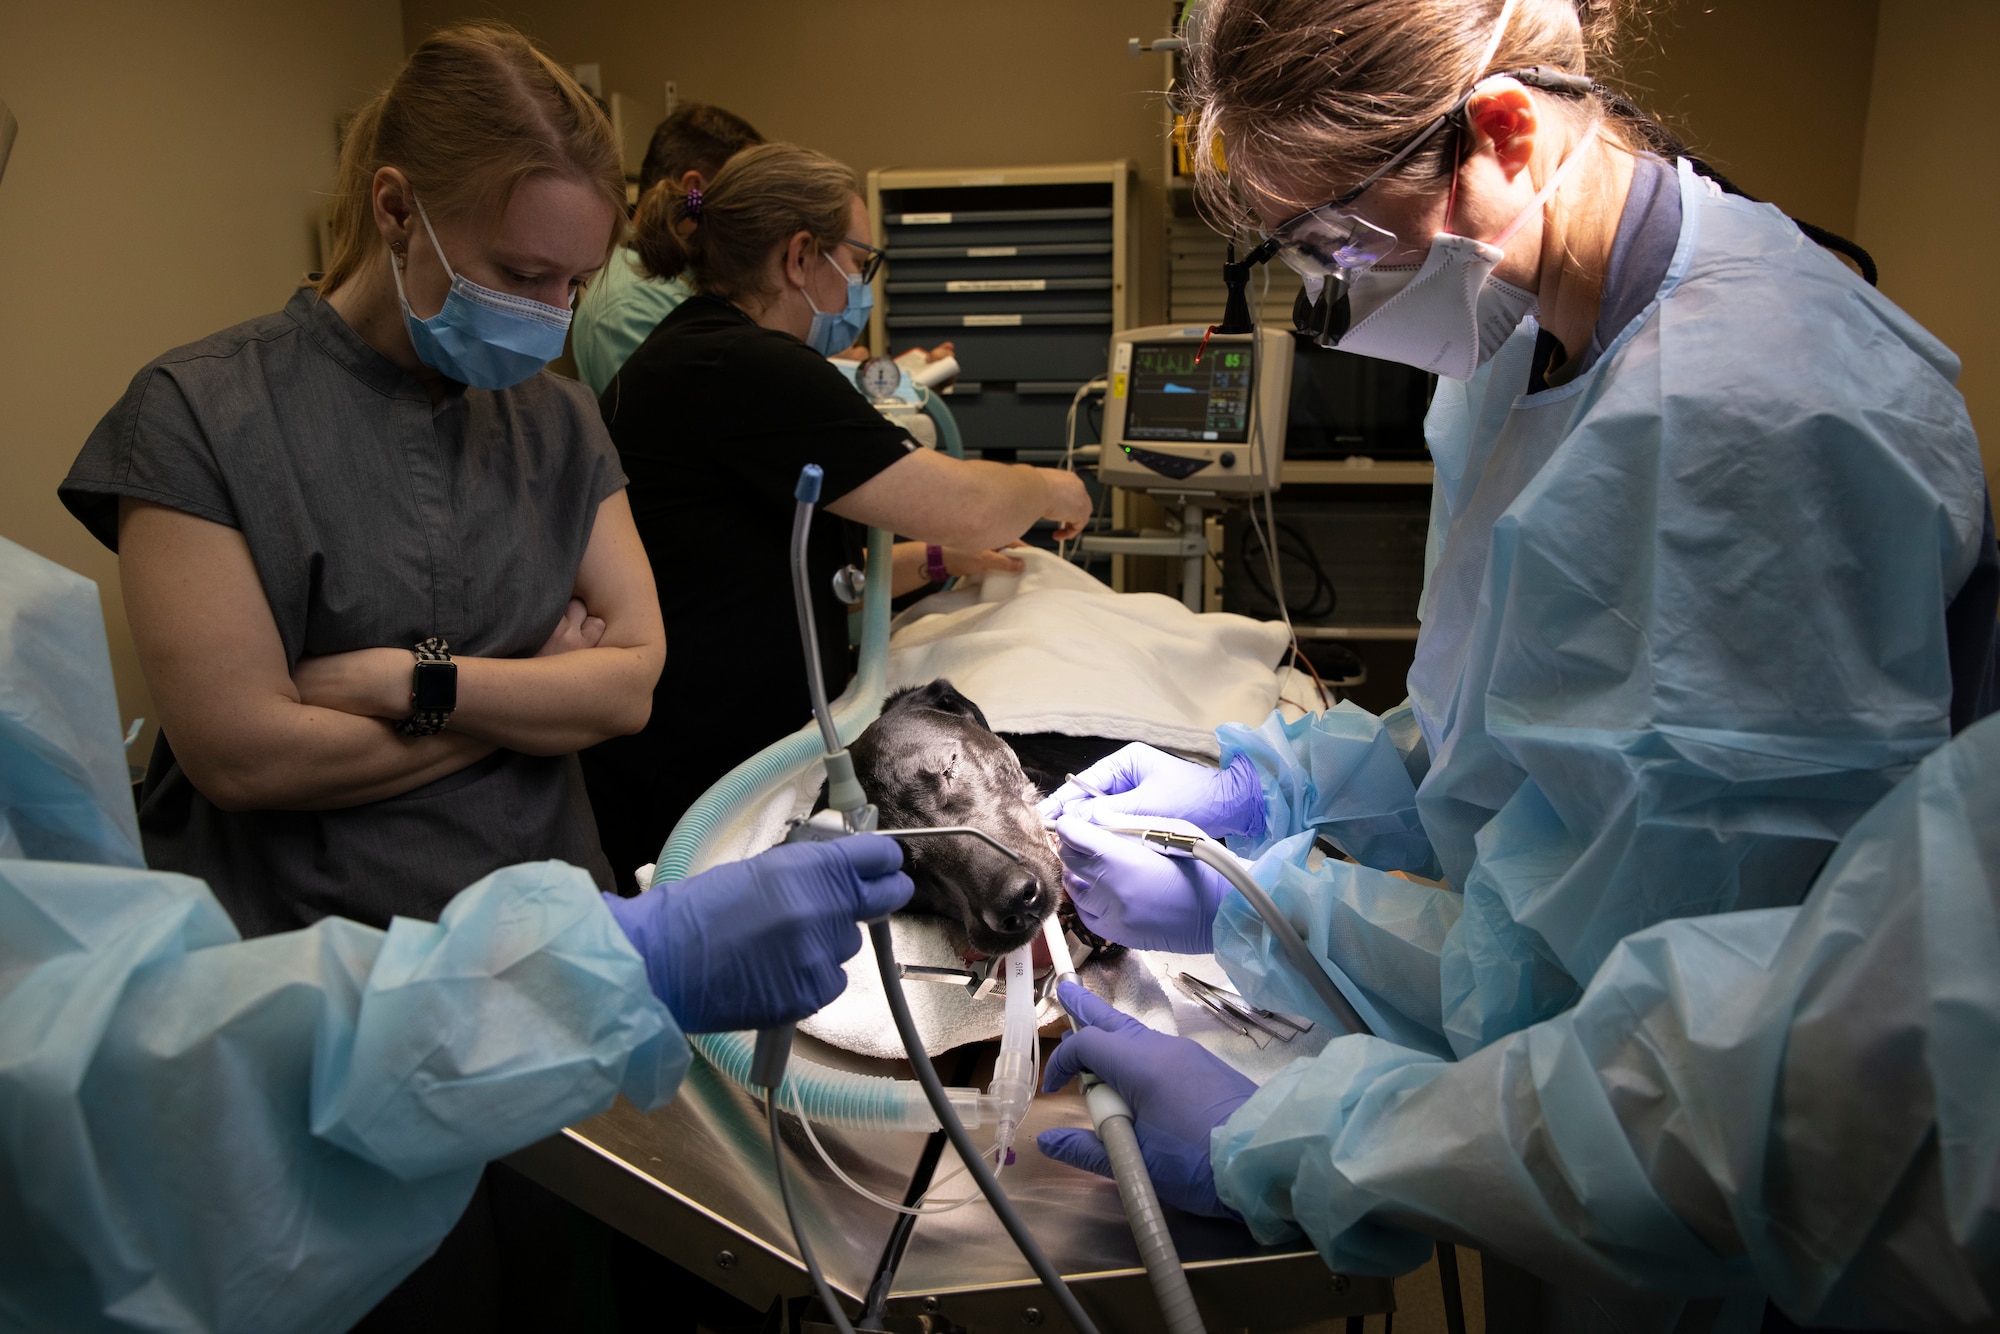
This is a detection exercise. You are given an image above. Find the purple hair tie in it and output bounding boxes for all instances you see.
[684,186,703,221]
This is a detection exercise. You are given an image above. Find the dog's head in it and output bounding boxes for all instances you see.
[849,680,1062,957]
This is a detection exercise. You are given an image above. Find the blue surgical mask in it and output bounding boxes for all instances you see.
[392,195,573,390]
[802,253,874,357]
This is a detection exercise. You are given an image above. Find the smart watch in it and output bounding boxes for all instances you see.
[924,544,949,584]
[395,637,456,737]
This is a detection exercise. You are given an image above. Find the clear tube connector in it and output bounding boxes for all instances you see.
[989,945,1039,1164]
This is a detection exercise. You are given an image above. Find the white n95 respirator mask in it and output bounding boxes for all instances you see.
[1304,122,1599,382]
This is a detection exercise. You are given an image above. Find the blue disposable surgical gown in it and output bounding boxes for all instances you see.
[0,537,691,1333]
[1213,159,1990,1060]
[1211,709,2000,1331]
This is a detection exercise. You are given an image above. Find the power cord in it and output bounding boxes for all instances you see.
[1241,510,1338,620]
[1246,345,1333,708]
[1062,378,1110,564]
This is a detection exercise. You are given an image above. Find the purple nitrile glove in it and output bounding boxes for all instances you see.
[1038,744,1266,841]
[603,835,911,1034]
[1052,814,1232,954]
[1037,980,1256,1219]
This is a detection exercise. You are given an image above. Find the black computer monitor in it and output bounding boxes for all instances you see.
[1284,341,1435,460]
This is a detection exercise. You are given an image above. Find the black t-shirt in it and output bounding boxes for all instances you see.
[581,295,913,872]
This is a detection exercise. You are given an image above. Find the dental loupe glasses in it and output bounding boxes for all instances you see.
[1227,63,1600,346]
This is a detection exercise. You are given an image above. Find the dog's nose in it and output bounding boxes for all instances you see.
[985,876,1043,936]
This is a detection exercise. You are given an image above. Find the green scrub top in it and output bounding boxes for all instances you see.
[572,243,694,397]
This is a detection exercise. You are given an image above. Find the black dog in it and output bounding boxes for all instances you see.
[846,681,1068,958]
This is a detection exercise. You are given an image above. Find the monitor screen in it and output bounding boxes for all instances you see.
[1121,340,1254,444]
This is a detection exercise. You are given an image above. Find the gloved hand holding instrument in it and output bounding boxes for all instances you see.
[1054,817,1373,1046]
[601,835,911,1033]
[1041,743,1267,841]
[1038,980,1257,1220]
[1053,813,1234,954]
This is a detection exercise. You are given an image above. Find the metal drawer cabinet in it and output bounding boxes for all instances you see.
[868,163,1135,455]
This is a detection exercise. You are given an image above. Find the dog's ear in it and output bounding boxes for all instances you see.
[910,679,990,730]
[881,685,926,714]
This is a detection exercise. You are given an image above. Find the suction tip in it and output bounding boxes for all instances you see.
[794,463,824,504]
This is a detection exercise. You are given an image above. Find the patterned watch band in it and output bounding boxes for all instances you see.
[394,637,454,738]
[924,543,949,584]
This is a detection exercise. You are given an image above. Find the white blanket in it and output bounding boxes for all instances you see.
[886,547,1290,759]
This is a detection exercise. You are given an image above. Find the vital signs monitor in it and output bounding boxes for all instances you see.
[1096,324,1294,494]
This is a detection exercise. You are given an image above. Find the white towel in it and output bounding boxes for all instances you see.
[886,547,1290,760]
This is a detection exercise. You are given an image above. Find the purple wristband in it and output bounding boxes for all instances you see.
[924,543,949,583]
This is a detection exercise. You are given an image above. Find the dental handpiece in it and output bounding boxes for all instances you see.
[1058,778,1369,1036]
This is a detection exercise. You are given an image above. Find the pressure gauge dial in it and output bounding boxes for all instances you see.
[858,355,902,402]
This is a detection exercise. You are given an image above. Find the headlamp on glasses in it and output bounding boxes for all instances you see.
[1241,65,1595,343]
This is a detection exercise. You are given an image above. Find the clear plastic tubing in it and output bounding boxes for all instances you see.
[990,945,1038,1157]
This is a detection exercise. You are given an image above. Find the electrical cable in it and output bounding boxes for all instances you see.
[857,1048,985,1330]
[1061,378,1109,563]
[1230,330,1332,708]
[1241,510,1338,620]
[768,1092,859,1334]
[869,921,1103,1334]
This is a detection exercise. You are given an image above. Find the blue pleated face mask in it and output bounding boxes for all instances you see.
[803,252,874,357]
[392,195,573,390]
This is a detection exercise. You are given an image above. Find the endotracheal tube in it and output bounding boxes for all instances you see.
[990,944,1039,1167]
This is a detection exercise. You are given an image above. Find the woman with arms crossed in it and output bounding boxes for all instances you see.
[62,26,658,931]
[54,26,900,1330]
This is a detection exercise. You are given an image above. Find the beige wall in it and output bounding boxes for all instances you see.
[1857,2,2000,493]
[399,0,1185,316]
[1619,0,1880,235]
[0,0,405,754]
[396,0,1888,324]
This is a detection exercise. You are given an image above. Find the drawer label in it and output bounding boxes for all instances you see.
[900,212,953,225]
[963,314,1025,327]
[965,246,1019,257]
[946,279,1046,292]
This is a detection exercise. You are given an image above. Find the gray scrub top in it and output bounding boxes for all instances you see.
[60,286,624,936]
